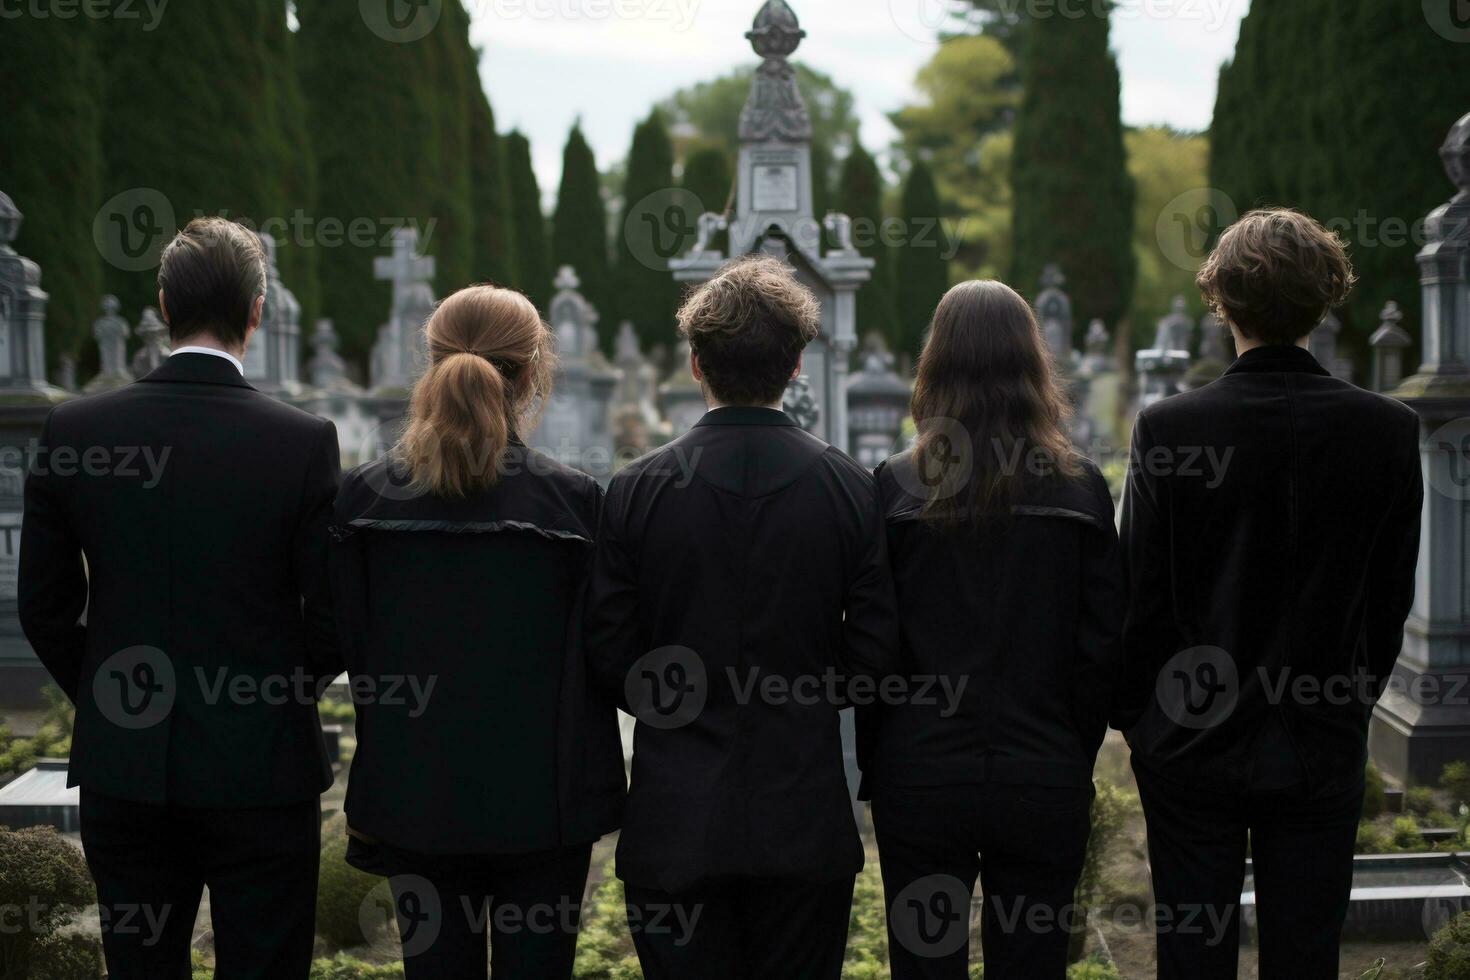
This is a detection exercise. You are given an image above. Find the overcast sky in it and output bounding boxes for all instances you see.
[469,0,1249,193]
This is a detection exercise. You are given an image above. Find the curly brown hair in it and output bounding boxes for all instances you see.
[1196,208,1356,346]
[677,254,821,407]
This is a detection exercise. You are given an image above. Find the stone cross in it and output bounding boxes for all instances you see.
[375,228,436,301]
[370,228,436,391]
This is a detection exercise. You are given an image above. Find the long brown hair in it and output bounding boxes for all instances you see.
[395,285,555,497]
[910,280,1080,526]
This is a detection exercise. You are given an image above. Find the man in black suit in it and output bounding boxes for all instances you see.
[1118,209,1422,979]
[586,255,900,980]
[19,217,341,980]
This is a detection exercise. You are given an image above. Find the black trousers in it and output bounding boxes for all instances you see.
[870,782,1092,980]
[78,789,319,980]
[1133,762,1364,980]
[624,874,855,980]
[386,842,592,980]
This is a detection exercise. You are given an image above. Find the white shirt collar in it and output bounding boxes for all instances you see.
[171,345,244,376]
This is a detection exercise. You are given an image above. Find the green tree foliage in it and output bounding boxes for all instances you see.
[1009,2,1135,337]
[552,124,612,338]
[0,13,103,368]
[314,814,384,948]
[467,83,515,287]
[889,33,1016,282]
[0,826,99,978]
[1211,1,1470,351]
[836,145,896,344]
[614,110,680,349]
[894,161,953,357]
[681,145,734,219]
[504,131,551,312]
[1127,127,1210,334]
[260,1,320,328]
[1428,910,1470,980]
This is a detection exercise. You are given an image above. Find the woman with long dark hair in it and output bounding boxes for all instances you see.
[330,286,624,979]
[861,280,1124,978]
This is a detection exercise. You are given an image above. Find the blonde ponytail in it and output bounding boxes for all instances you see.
[395,286,554,497]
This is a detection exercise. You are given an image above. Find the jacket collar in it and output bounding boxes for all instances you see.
[137,352,257,390]
[1223,345,1331,378]
[694,406,798,428]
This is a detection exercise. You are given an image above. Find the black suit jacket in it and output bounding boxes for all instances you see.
[330,449,625,856]
[585,407,900,892]
[860,454,1123,796]
[19,353,342,807]
[1119,345,1422,793]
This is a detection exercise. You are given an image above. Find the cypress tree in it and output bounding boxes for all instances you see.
[615,110,680,350]
[835,145,896,346]
[0,13,103,369]
[467,84,516,287]
[1008,3,1135,337]
[895,161,952,358]
[504,132,551,312]
[552,124,611,339]
[260,1,319,330]
[425,0,475,296]
[681,146,733,219]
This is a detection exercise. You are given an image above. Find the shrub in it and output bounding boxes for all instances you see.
[314,814,384,949]
[1391,816,1422,851]
[1068,959,1123,980]
[1443,762,1470,807]
[1408,786,1438,818]
[0,826,99,978]
[1363,762,1387,819]
[1356,821,1394,854]
[310,953,405,979]
[1428,910,1470,979]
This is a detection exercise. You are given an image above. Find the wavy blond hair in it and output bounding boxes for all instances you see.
[395,286,555,497]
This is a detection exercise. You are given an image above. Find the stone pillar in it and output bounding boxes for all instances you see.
[0,191,69,707]
[1370,111,1470,783]
[844,334,911,468]
[83,296,133,393]
[1371,302,1413,394]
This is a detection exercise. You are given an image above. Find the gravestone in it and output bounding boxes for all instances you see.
[83,295,132,393]
[670,0,872,451]
[129,308,170,377]
[658,340,708,438]
[248,233,303,395]
[1370,302,1413,393]
[366,229,436,455]
[1036,265,1076,367]
[845,333,911,468]
[296,319,378,469]
[0,191,69,707]
[613,321,662,456]
[1184,310,1231,390]
[1369,111,1470,783]
[1080,319,1111,377]
[1134,297,1194,408]
[1077,319,1123,451]
[1308,310,1354,381]
[523,267,620,480]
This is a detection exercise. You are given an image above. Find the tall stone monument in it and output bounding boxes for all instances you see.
[0,192,69,706]
[246,233,303,396]
[1370,112,1470,782]
[670,0,872,451]
[367,228,436,454]
[83,296,132,393]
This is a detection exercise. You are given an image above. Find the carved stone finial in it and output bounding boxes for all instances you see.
[554,265,581,293]
[746,0,805,59]
[0,191,20,248]
[1371,301,1412,349]
[1441,111,1470,195]
[739,1,813,143]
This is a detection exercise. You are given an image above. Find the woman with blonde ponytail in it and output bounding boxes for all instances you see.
[329,285,625,979]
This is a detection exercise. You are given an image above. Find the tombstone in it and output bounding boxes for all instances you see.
[1199,310,1230,364]
[57,355,76,394]
[83,295,133,393]
[308,319,353,392]
[129,308,170,378]
[845,334,911,468]
[370,227,436,393]
[1036,265,1076,367]
[1370,302,1413,393]
[523,267,620,480]
[1368,111,1470,783]
[659,340,709,438]
[613,321,662,456]
[1076,319,1124,453]
[296,319,377,469]
[1080,319,1112,377]
[1308,310,1354,381]
[1134,297,1194,408]
[0,192,69,708]
[248,233,302,395]
[669,0,872,451]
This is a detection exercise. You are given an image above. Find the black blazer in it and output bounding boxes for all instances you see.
[1119,345,1422,793]
[18,353,341,807]
[585,407,900,892]
[330,448,625,855]
[859,454,1123,797]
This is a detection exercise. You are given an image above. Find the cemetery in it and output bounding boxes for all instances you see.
[0,0,1468,977]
